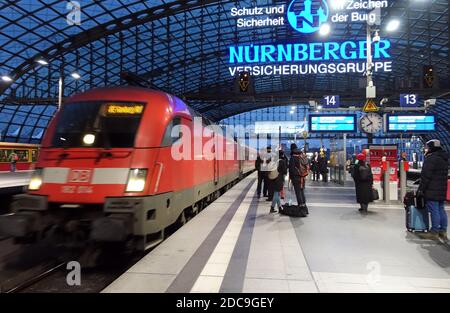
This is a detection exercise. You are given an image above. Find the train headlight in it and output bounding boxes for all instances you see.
[29,169,43,191]
[126,169,147,192]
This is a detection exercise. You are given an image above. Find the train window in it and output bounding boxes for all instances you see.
[51,102,145,148]
[161,117,183,147]
[31,149,38,162]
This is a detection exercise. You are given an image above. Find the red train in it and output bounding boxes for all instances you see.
[0,87,255,251]
[0,142,39,171]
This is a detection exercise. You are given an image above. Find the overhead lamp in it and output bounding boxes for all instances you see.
[386,19,400,32]
[319,23,331,36]
[71,72,81,79]
[291,106,296,110]
[317,105,323,110]
[290,110,294,114]
[36,59,48,65]
[1,75,13,82]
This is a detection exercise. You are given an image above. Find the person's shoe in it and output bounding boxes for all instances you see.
[266,198,273,202]
[438,231,449,242]
[418,231,439,240]
[270,207,277,213]
[358,208,364,212]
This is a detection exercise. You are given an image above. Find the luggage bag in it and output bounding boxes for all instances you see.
[405,205,429,232]
[279,204,308,218]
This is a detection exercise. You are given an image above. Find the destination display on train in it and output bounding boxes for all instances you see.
[308,114,357,132]
[386,114,436,132]
[104,103,144,116]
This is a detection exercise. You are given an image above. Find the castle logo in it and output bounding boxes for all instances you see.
[287,0,329,33]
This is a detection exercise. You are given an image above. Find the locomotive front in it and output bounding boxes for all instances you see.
[0,87,173,249]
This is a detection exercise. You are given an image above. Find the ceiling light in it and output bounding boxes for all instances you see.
[386,19,400,32]
[1,75,13,82]
[37,59,48,65]
[319,23,330,36]
[71,72,81,79]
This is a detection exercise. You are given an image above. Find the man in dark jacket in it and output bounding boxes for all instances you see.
[418,140,448,241]
[255,154,265,199]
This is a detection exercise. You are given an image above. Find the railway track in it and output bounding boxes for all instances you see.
[2,262,65,293]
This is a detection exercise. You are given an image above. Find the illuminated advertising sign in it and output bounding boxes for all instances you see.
[308,114,357,132]
[255,121,306,134]
[386,114,436,132]
[228,0,392,76]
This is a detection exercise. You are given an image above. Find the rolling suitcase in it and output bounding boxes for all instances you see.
[405,205,429,232]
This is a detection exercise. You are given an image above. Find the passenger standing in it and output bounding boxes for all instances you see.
[351,153,374,213]
[311,152,319,181]
[255,153,265,199]
[9,151,18,172]
[279,150,289,199]
[261,146,274,201]
[318,151,328,182]
[270,151,288,213]
[417,140,448,241]
[289,144,309,214]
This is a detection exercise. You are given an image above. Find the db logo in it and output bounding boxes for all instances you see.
[68,169,92,183]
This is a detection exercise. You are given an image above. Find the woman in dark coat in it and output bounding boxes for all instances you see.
[270,151,288,213]
[352,153,374,213]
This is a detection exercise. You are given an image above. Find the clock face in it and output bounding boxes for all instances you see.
[360,113,383,134]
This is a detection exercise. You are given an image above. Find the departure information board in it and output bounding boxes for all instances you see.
[386,114,436,132]
[308,114,357,133]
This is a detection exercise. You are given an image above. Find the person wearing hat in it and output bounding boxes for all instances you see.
[351,153,374,213]
[417,139,448,241]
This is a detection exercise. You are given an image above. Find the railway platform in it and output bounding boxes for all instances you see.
[103,173,450,293]
[0,171,31,190]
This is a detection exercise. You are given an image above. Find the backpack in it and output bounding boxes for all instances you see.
[358,164,371,181]
[267,159,279,180]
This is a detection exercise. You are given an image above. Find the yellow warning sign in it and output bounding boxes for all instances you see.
[363,98,379,112]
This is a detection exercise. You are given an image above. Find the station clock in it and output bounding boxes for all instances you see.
[360,113,383,134]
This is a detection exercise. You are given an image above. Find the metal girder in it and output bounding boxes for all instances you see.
[0,0,224,97]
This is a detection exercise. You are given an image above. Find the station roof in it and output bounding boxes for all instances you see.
[0,0,449,145]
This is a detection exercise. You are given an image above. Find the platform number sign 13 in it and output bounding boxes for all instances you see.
[400,94,419,107]
[322,95,340,108]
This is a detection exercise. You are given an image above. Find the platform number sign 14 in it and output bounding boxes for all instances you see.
[322,95,340,108]
[400,94,419,107]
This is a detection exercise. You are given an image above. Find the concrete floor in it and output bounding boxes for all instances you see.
[104,173,450,293]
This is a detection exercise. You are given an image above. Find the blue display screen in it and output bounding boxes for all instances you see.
[309,114,357,132]
[387,114,436,132]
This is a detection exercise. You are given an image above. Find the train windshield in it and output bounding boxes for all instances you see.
[51,102,145,148]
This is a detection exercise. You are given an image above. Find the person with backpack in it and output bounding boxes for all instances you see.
[269,150,288,213]
[417,140,448,241]
[351,153,374,213]
[289,144,309,213]
[9,151,18,172]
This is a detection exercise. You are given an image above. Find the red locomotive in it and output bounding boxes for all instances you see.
[0,87,255,251]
